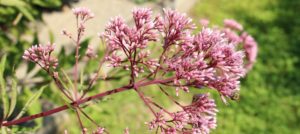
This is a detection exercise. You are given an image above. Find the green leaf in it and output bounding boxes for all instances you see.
[56,74,73,102]
[0,54,9,120]
[7,78,18,118]
[0,0,34,21]
[0,54,7,74]
[14,86,45,120]
[61,69,75,92]
[17,6,34,21]
[1,127,7,134]
[12,13,23,25]
[58,91,73,111]
[0,0,26,7]
[79,38,91,60]
[32,0,62,8]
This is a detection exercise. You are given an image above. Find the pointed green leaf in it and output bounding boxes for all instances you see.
[17,6,34,21]
[0,54,7,74]
[57,76,69,92]
[0,54,9,119]
[7,78,18,118]
[0,0,26,7]
[58,91,73,110]
[32,0,62,8]
[14,86,45,120]
[61,69,75,92]
[12,13,23,25]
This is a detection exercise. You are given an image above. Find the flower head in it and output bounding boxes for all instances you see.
[199,18,210,27]
[85,45,97,59]
[161,9,196,48]
[23,42,58,70]
[93,127,105,134]
[164,27,245,99]
[73,7,94,20]
[223,19,243,31]
[147,110,166,130]
[147,94,217,134]
[241,32,258,70]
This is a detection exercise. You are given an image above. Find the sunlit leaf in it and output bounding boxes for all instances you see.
[0,0,26,7]
[17,6,34,21]
[0,54,8,119]
[7,78,17,118]
[61,69,75,92]
[32,0,62,8]
[14,86,45,119]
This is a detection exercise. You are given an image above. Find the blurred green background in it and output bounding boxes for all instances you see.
[1,0,300,133]
[191,0,300,134]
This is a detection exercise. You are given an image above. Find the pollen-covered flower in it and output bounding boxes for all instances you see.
[23,42,58,70]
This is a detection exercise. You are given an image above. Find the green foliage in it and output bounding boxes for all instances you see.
[0,0,65,132]
[14,86,44,120]
[0,56,44,133]
[191,0,300,133]
[0,0,63,73]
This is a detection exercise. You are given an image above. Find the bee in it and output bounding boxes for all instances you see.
[230,92,240,101]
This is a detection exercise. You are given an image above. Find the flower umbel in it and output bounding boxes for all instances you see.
[16,7,258,134]
[146,94,217,134]
[23,42,58,70]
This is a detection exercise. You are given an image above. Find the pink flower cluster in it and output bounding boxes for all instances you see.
[20,7,257,134]
[71,7,95,38]
[161,9,195,49]
[147,94,217,134]
[22,43,58,70]
[241,32,258,70]
[92,127,105,134]
[224,19,243,31]
[101,8,257,101]
[101,8,163,76]
[221,19,258,71]
[165,28,244,99]
[72,7,95,21]
[85,45,97,59]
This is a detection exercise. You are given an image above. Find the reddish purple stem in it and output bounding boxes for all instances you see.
[2,78,174,127]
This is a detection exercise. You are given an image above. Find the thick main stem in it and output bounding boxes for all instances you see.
[2,78,174,127]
